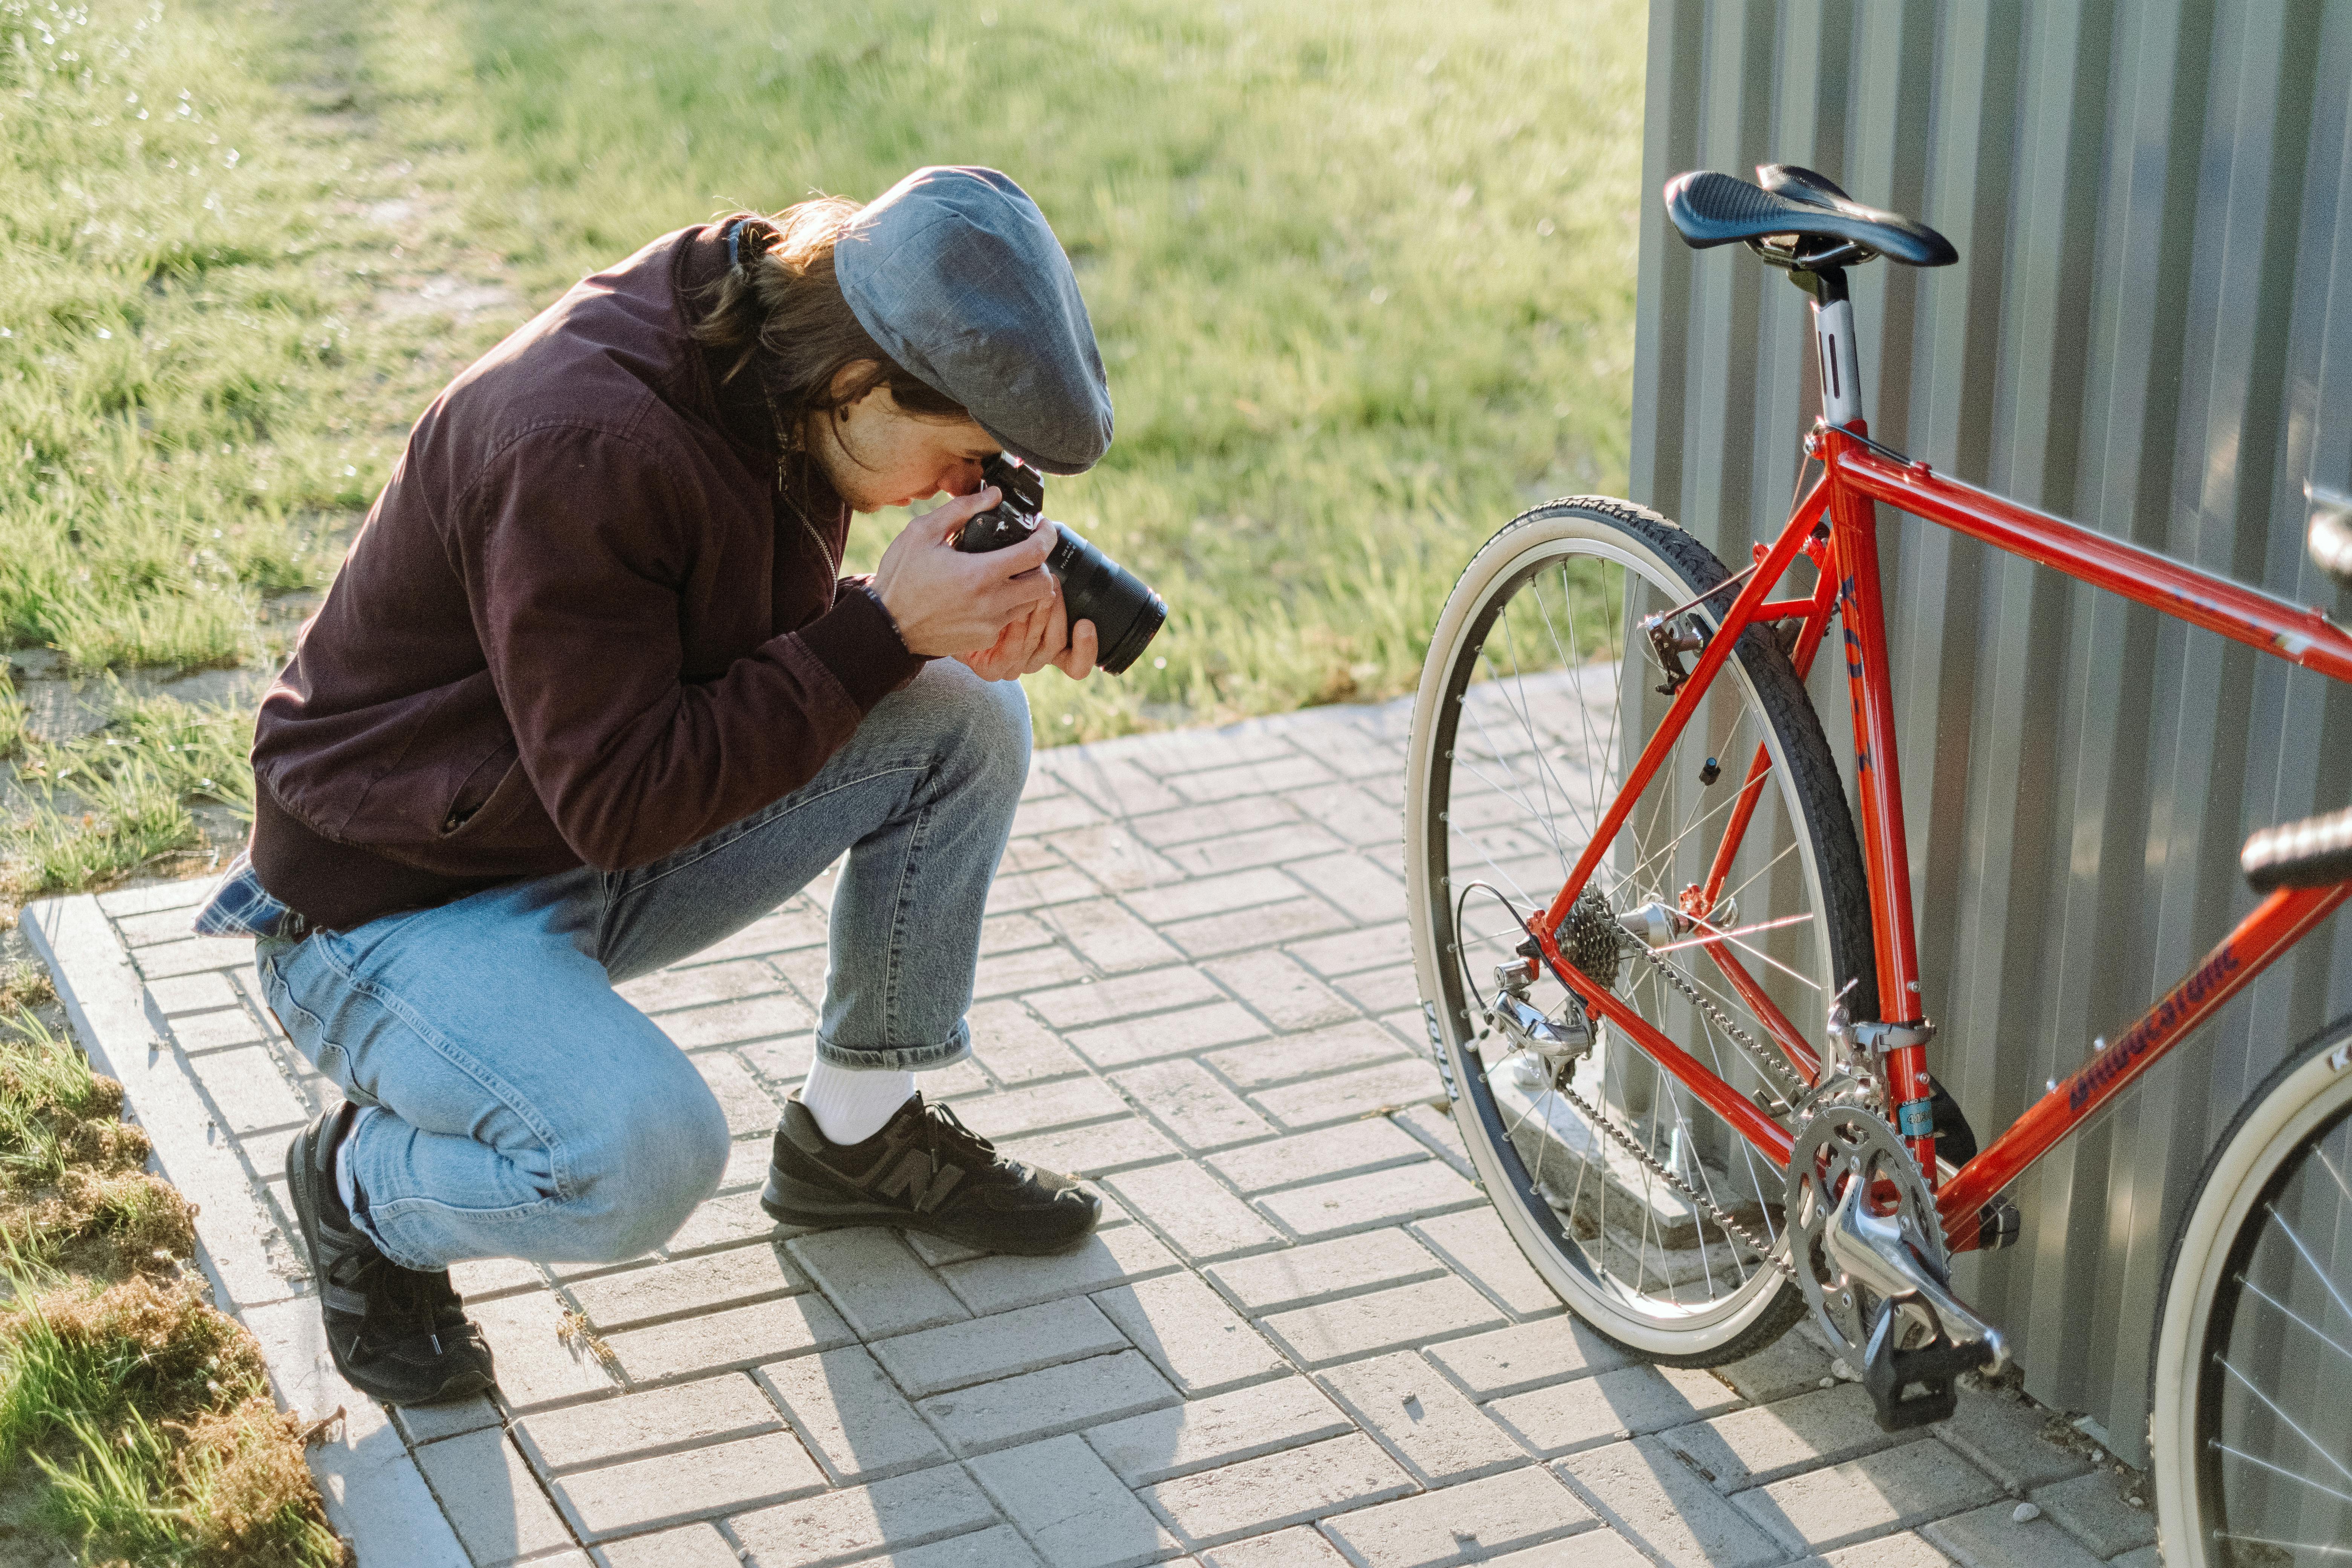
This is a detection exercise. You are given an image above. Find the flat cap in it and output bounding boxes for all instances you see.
[835,166,1113,475]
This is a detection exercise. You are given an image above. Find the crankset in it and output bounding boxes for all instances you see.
[1784,1104,2010,1430]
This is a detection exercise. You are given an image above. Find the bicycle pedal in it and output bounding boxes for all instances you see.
[1859,1301,1988,1431]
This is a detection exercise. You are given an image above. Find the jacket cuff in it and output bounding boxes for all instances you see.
[795,582,926,710]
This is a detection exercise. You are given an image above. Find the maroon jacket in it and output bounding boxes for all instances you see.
[250,222,924,931]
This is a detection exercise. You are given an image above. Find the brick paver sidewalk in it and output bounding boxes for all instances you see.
[24,695,2161,1568]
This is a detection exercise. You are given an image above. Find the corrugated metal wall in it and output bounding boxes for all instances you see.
[1629,0,2352,1463]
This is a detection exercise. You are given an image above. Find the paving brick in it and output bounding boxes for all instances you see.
[165,1004,266,1052]
[1207,1230,1447,1316]
[985,864,1104,915]
[1000,1117,1186,1178]
[595,1522,743,1568]
[1320,1464,1595,1566]
[147,972,241,1014]
[552,1428,825,1540]
[937,1219,1182,1315]
[1036,897,1185,973]
[1556,1437,1784,1568]
[194,1046,311,1135]
[1086,1375,1354,1486]
[392,1394,504,1445]
[1280,897,1407,966]
[968,999,1089,1083]
[659,1190,790,1255]
[756,1344,948,1482]
[1932,1391,2092,1496]
[1256,1161,1481,1239]
[1318,1351,1527,1483]
[596,1522,743,1568]
[884,1525,1046,1567]
[1714,1325,1836,1403]
[1047,822,1186,892]
[1107,1160,1282,1262]
[725,1462,998,1567]
[1487,1364,1740,1456]
[1207,1121,1431,1195]
[662,995,815,1048]
[975,943,1095,999]
[739,1033,816,1085]
[1201,951,1359,1032]
[617,959,778,1015]
[1116,1058,1277,1150]
[1068,1002,1271,1069]
[1129,795,1298,848]
[1094,1272,1290,1395]
[1658,1384,1900,1491]
[1197,1528,1350,1566]
[2026,1469,2157,1558]
[786,1227,968,1338]
[469,1289,623,1410]
[413,1426,575,1565]
[1259,1277,1506,1367]
[603,1292,853,1384]
[1030,966,1228,1031]
[1141,1432,1415,1547]
[1277,782,1400,847]
[1209,1020,1405,1090]
[870,1296,1128,1398]
[954,1076,1131,1141]
[99,878,211,918]
[1252,1057,1444,1130]
[1919,1498,2100,1568]
[918,1348,1178,1455]
[450,1255,547,1302]
[2107,1547,2160,1568]
[1735,1439,2003,1554]
[133,935,260,980]
[970,1433,1183,1568]
[1016,791,1108,833]
[689,1050,781,1136]
[1164,825,1354,879]
[1406,1208,1562,1320]
[1139,868,1311,923]
[982,911,1057,956]
[1169,756,1336,805]
[1475,1531,1654,1567]
[577,1244,799,1336]
[516,1373,782,1473]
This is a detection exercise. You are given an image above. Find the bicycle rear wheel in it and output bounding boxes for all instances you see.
[2150,1011,2352,1568]
[1406,496,1876,1363]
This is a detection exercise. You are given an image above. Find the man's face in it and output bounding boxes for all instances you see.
[815,380,1000,514]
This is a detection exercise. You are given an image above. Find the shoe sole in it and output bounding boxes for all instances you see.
[760,1168,1098,1257]
[284,1119,496,1408]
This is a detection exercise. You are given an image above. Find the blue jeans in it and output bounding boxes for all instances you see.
[255,662,1029,1271]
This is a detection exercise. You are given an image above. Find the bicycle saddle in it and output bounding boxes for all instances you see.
[1665,164,1960,270]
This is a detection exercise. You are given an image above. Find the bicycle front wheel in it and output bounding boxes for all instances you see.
[1406,497,1877,1363]
[2150,1012,2352,1567]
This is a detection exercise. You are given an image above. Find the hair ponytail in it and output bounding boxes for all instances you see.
[693,197,968,450]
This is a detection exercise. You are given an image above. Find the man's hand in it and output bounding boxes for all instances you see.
[959,579,1099,682]
[872,488,1058,657]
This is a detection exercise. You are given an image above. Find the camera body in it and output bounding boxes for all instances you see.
[952,454,1167,675]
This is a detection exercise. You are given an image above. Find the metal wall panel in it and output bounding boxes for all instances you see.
[1631,0,2352,1462]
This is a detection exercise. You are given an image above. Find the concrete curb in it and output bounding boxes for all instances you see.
[23,893,472,1568]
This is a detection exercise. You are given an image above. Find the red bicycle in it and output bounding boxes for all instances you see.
[1406,163,2352,1568]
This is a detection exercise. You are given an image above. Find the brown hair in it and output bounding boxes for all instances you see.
[692,197,969,452]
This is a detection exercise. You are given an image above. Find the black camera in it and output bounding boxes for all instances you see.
[952,454,1167,675]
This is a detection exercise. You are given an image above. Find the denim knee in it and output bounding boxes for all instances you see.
[922,660,1031,807]
[563,1064,729,1259]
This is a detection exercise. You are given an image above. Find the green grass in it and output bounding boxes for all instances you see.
[2,0,1643,894]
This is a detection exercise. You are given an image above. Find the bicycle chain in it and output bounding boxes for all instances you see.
[1625,940,1814,1105]
[1552,1075,1799,1283]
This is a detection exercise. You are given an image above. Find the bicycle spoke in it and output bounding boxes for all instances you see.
[2213,1353,2352,1488]
[2236,1274,2352,1364]
[2260,1202,2352,1328]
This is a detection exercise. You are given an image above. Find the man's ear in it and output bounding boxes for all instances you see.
[825,360,883,404]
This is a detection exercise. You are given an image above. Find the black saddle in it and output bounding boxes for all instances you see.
[1666,164,1958,271]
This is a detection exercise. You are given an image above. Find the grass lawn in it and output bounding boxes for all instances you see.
[1,0,1644,899]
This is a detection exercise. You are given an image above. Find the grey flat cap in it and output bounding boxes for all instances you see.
[835,166,1113,475]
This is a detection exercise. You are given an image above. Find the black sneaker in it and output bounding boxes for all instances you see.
[762,1093,1101,1256]
[285,1105,496,1406]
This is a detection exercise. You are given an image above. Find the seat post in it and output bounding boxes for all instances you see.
[1793,267,1862,428]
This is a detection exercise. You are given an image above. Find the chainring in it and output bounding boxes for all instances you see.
[1784,1102,1947,1364]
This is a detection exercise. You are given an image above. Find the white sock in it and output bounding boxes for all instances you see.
[335,1105,379,1214]
[800,1058,917,1145]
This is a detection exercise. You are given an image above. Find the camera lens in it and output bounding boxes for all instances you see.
[1048,524,1166,675]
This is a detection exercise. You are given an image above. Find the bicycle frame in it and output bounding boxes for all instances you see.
[1524,277,2352,1255]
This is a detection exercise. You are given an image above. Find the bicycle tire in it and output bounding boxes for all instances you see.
[2149,1009,2352,1567]
[1406,496,1877,1364]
